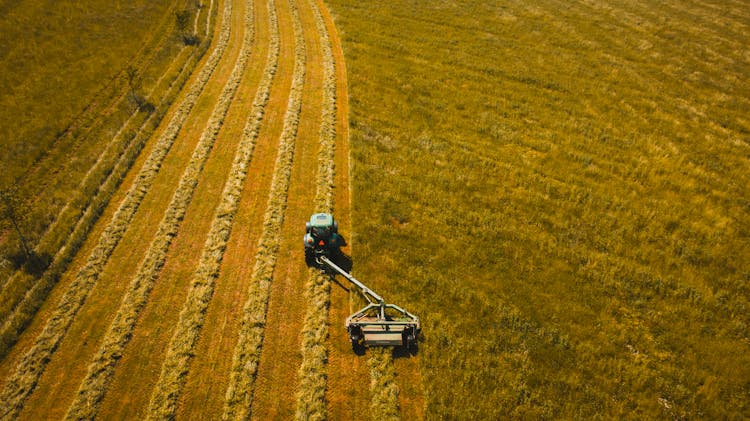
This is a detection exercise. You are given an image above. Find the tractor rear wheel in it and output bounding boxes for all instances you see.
[304,247,315,266]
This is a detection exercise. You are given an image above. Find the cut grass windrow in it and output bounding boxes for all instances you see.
[0,1,235,418]
[294,0,337,417]
[221,0,306,418]
[0,37,210,360]
[368,348,400,421]
[144,0,284,419]
[63,0,256,418]
[206,0,216,38]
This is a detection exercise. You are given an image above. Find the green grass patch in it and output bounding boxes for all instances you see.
[326,0,750,417]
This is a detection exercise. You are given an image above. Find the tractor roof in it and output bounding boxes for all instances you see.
[310,213,334,227]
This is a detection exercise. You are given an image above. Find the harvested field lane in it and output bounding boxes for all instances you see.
[220,0,307,418]
[1,0,381,419]
[176,0,282,416]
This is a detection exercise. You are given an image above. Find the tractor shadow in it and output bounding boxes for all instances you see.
[325,249,353,290]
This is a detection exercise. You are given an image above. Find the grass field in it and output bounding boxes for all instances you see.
[0,0,370,419]
[0,0,748,419]
[0,0,213,359]
[326,0,749,418]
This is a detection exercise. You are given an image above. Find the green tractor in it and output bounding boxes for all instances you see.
[304,213,343,265]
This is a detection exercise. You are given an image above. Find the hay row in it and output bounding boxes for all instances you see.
[0,1,235,418]
[206,0,216,37]
[0,28,211,359]
[62,0,256,418]
[294,0,337,417]
[367,348,400,421]
[220,0,306,418]
[139,0,274,416]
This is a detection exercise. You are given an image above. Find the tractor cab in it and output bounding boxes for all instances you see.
[304,213,342,263]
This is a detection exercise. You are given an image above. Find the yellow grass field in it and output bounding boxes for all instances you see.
[1,0,748,418]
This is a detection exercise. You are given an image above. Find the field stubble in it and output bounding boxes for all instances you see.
[64,0,255,418]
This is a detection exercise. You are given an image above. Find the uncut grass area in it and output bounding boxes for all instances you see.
[327,0,749,418]
[0,0,175,179]
[0,0,193,257]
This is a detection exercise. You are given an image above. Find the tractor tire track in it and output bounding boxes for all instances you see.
[220,0,306,417]
[0,1,235,417]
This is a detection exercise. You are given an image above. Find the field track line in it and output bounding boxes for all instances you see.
[219,0,306,417]
[0,0,235,417]
[0,35,208,351]
[294,0,336,416]
[62,0,255,418]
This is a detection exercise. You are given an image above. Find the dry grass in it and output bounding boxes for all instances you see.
[294,0,337,417]
[326,0,749,417]
[140,0,281,418]
[0,15,214,360]
[0,1,234,417]
[0,0,195,288]
[63,0,253,418]
[221,0,306,417]
[367,348,399,421]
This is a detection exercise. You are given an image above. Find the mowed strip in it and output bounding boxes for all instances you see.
[0,20,208,361]
[61,0,256,418]
[175,0,282,416]
[221,0,306,417]
[140,0,265,417]
[0,9,219,391]
[0,0,197,331]
[90,1,256,419]
[320,0,371,414]
[294,0,336,417]
[0,1,235,418]
[248,0,327,417]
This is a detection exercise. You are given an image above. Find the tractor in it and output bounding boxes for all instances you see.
[304,212,343,265]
